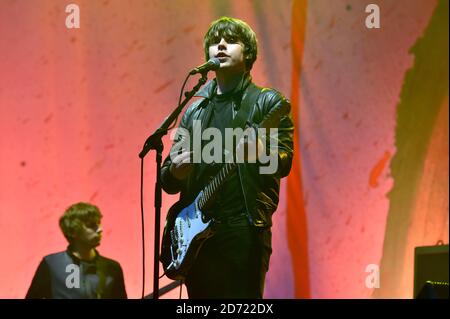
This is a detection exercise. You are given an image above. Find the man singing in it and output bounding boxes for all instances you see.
[161,17,294,298]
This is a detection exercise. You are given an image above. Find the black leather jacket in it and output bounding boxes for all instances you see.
[161,73,294,228]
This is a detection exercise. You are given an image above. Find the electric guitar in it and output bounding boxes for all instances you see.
[160,100,290,280]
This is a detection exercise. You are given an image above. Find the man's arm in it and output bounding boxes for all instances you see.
[111,264,127,299]
[161,102,198,194]
[260,90,294,178]
[275,111,294,178]
[25,258,52,299]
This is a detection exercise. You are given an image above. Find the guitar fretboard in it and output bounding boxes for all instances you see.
[197,162,237,211]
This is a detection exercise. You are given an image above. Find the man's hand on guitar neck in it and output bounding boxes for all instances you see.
[169,150,194,180]
[236,127,265,163]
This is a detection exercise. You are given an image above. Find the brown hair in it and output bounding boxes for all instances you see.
[203,16,258,71]
[59,202,102,243]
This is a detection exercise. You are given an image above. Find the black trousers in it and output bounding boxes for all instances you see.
[184,223,272,299]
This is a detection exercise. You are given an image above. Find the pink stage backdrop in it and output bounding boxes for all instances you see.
[0,0,447,298]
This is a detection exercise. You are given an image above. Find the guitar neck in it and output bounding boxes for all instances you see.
[197,162,237,211]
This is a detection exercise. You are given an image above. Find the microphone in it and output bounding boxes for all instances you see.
[189,58,221,75]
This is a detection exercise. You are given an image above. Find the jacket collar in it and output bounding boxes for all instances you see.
[67,245,99,264]
[195,72,253,100]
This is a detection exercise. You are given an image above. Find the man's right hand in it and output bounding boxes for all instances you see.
[169,151,194,181]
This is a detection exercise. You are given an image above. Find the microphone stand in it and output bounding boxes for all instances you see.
[139,72,208,299]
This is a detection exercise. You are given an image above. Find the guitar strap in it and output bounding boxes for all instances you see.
[230,82,262,131]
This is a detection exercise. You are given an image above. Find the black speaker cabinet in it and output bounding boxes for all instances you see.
[414,244,449,299]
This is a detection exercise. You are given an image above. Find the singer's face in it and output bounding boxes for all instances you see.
[208,37,246,73]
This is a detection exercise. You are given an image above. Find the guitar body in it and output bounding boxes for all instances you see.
[160,192,215,280]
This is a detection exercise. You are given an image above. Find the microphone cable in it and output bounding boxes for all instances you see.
[168,73,192,131]
[140,157,145,298]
